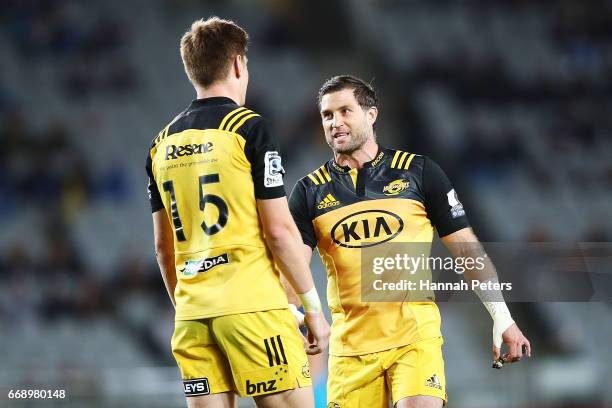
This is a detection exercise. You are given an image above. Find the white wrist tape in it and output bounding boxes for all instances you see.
[473,278,514,347]
[485,302,515,348]
[297,286,322,313]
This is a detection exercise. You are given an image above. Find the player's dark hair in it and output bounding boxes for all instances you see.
[317,75,378,111]
[180,17,248,88]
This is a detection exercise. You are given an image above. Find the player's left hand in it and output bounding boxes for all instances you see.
[303,311,330,355]
[493,323,531,367]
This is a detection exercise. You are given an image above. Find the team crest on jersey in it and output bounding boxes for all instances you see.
[328,402,341,408]
[383,179,409,196]
[264,151,284,187]
[180,254,229,278]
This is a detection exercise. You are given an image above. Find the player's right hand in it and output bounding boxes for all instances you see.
[303,311,330,355]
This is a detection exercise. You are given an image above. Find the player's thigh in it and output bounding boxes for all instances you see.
[387,336,447,407]
[211,308,312,399]
[172,320,234,398]
[327,353,388,408]
[253,385,313,408]
[186,392,237,408]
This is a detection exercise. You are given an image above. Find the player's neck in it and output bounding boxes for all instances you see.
[195,83,243,106]
[334,139,379,170]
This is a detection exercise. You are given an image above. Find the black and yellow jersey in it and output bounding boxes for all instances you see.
[289,147,469,356]
[146,96,289,320]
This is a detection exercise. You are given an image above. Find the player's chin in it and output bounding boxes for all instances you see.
[333,143,355,155]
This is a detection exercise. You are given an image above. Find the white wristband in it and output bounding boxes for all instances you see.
[297,286,322,313]
[473,278,514,347]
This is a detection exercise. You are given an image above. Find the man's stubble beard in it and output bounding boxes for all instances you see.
[328,128,370,155]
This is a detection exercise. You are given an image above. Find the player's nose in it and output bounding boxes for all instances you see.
[331,112,344,128]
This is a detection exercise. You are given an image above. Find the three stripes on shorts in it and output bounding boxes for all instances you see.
[264,336,288,367]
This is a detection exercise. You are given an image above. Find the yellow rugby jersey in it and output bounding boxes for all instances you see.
[146,97,289,320]
[289,148,469,356]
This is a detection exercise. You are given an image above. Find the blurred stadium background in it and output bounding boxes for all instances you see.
[1,0,611,407]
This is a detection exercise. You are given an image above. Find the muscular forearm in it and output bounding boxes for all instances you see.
[265,226,314,295]
[456,244,509,304]
[443,228,514,345]
[464,252,514,344]
[257,197,321,312]
[280,273,300,306]
[443,230,501,295]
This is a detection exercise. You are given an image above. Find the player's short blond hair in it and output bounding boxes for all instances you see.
[180,17,248,88]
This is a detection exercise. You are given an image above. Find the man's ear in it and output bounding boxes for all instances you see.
[367,106,378,127]
[233,54,244,79]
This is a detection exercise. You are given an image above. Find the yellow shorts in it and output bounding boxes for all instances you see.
[327,337,447,407]
[171,308,312,398]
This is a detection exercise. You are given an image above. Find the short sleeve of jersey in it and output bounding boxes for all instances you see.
[146,154,164,213]
[243,118,286,199]
[288,181,317,249]
[422,156,469,237]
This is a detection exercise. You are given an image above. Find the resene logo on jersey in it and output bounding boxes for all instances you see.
[165,141,213,160]
[331,210,404,248]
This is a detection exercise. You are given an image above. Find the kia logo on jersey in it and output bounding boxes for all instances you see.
[331,210,404,248]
